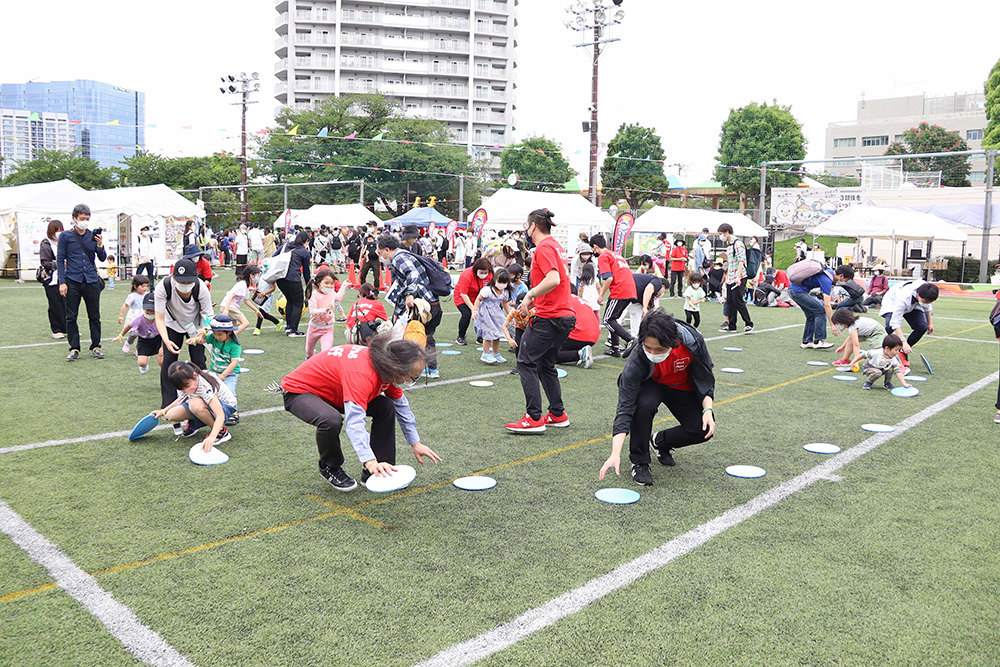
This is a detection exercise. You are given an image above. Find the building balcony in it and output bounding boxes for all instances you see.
[474,112,507,123]
[475,22,508,35]
[383,14,430,29]
[432,62,471,76]
[430,0,471,7]
[275,82,288,102]
[294,80,334,93]
[342,81,378,94]
[341,12,380,26]
[474,89,507,101]
[293,102,313,111]
[430,16,471,31]
[475,0,510,14]
[341,57,380,70]
[342,33,379,47]
[295,33,334,46]
[275,12,289,34]
[429,108,469,120]
[275,35,289,56]
[475,67,508,79]
[429,85,471,98]
[474,45,508,57]
[295,9,335,23]
[275,59,288,79]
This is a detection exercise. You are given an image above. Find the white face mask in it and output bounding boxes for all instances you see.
[477,272,489,279]
[393,379,418,390]
[644,348,670,364]
[75,219,90,231]
[317,286,331,295]
[174,282,195,295]
[143,312,156,321]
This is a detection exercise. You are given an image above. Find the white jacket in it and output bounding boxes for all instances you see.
[879,279,932,331]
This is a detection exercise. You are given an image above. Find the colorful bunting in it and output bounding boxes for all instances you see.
[27,112,40,121]
[286,125,299,135]
[372,132,384,141]
[344,132,357,139]
[317,127,329,137]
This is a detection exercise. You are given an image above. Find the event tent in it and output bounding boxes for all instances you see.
[0,180,118,279]
[630,206,767,237]
[271,204,379,230]
[389,206,453,228]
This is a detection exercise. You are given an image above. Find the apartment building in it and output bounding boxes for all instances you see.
[0,109,72,180]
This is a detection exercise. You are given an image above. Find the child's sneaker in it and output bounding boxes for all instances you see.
[493,352,507,363]
[121,342,130,354]
[480,352,494,364]
[139,365,148,375]
[252,328,261,336]
[862,381,873,390]
[833,357,850,366]
[884,381,895,390]
[214,428,232,445]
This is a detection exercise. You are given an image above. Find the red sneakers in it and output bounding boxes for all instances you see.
[505,413,547,433]
[833,357,850,366]
[544,412,570,428]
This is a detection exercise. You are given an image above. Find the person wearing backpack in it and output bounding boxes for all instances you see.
[275,231,313,337]
[377,234,444,379]
[717,223,754,333]
[153,258,214,409]
[788,262,836,349]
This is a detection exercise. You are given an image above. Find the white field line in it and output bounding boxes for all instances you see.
[924,335,999,344]
[932,316,993,322]
[0,499,195,667]
[0,323,801,457]
[412,370,1000,667]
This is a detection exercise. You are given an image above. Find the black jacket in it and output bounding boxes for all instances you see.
[282,242,312,282]
[39,238,57,273]
[612,321,715,436]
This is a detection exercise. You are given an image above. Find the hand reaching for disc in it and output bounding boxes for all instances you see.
[412,442,441,464]
[598,455,620,480]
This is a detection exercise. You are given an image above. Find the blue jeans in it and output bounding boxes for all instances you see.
[883,310,928,346]
[222,373,238,395]
[791,290,827,343]
[184,400,237,431]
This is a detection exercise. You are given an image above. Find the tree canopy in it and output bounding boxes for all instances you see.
[499,137,575,191]
[884,122,970,187]
[600,123,669,210]
[115,151,243,191]
[1,148,116,190]
[985,57,1000,150]
[713,101,806,198]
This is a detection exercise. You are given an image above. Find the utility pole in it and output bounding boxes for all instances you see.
[220,72,260,225]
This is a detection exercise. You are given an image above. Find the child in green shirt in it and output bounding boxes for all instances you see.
[202,315,242,396]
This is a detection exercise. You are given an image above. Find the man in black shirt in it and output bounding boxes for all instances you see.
[360,234,380,289]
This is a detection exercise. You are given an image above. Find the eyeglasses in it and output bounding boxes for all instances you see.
[401,370,421,383]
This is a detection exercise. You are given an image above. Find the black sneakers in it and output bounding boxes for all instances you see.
[319,462,358,492]
[182,423,200,437]
[631,463,654,486]
[455,337,468,346]
[215,428,232,445]
[224,412,240,426]
[649,432,676,467]
[744,324,754,333]
[621,339,638,359]
[359,468,372,488]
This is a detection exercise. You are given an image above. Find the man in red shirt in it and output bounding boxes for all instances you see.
[557,294,600,368]
[505,208,577,434]
[590,234,638,357]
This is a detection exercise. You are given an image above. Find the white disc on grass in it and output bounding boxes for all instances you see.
[237,367,250,373]
[557,368,568,378]
[243,349,265,355]
[907,376,928,382]
[365,464,416,493]
[454,476,497,491]
[832,375,857,381]
[595,488,640,504]
[726,465,766,478]
[469,380,494,387]
[723,347,742,352]
[721,367,744,374]
[803,443,841,454]
[861,423,895,433]
[188,443,229,466]
[437,342,453,347]
[807,361,829,366]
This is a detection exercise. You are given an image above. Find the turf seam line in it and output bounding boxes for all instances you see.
[915,323,991,346]
[0,499,196,667]
[410,370,1000,667]
[923,335,999,344]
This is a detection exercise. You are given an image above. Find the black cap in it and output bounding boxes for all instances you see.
[173,259,199,283]
[142,292,155,309]
[401,224,420,241]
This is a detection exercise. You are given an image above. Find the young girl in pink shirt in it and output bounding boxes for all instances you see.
[305,268,348,358]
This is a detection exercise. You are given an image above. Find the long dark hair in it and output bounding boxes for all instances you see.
[240,264,261,285]
[305,268,336,301]
[168,360,220,392]
[579,262,596,287]
[358,282,377,299]
[489,267,513,299]
[368,332,430,380]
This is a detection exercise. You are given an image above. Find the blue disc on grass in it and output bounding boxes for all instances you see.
[907,376,927,382]
[723,347,742,352]
[437,342,453,347]
[725,465,766,478]
[557,368,568,378]
[442,350,462,355]
[595,488,640,505]
[833,375,857,381]
[890,386,919,398]
[861,423,895,433]
[129,414,159,441]
[476,346,483,351]
[807,361,829,366]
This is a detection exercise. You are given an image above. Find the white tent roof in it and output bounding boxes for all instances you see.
[272,203,379,229]
[0,179,117,216]
[810,205,968,242]
[93,184,204,218]
[630,206,767,237]
[471,188,613,231]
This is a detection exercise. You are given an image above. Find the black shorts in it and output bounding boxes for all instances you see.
[136,335,162,357]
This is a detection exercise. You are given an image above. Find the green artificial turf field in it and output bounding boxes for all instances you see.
[1,272,998,667]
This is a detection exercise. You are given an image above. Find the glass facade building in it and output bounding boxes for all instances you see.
[0,80,145,170]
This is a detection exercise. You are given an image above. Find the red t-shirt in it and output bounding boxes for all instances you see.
[281,345,402,407]
[773,270,789,290]
[345,298,388,330]
[169,258,214,290]
[568,294,600,343]
[669,246,688,272]
[453,266,491,307]
[598,250,638,300]
[531,236,574,319]
[650,341,695,392]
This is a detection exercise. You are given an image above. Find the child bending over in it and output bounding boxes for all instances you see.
[849,334,912,391]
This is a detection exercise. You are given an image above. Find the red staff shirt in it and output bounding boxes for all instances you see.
[598,250,637,300]
[345,298,388,330]
[568,294,600,343]
[453,266,491,307]
[669,246,688,272]
[281,345,402,407]
[651,341,695,392]
[531,236,574,319]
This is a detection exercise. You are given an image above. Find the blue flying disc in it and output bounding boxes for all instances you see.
[454,476,497,491]
[442,350,462,355]
[595,488,640,505]
[725,465,766,478]
[919,353,933,375]
[861,423,895,433]
[833,375,857,381]
[803,443,841,454]
[557,368,568,378]
[129,414,159,441]
[890,386,919,398]
[907,376,927,382]
[437,342,453,347]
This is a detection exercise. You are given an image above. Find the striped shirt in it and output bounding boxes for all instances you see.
[386,249,437,316]
[726,237,747,284]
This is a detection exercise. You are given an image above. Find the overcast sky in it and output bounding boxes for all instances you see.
[4,1,997,187]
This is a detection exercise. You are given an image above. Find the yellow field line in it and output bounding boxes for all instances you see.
[0,366,834,604]
[915,323,991,346]
[304,495,395,531]
[594,363,622,369]
[717,381,764,390]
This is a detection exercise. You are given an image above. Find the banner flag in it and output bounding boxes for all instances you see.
[612,212,636,255]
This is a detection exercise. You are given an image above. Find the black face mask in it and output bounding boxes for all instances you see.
[524,227,535,250]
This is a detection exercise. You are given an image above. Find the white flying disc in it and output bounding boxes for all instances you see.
[454,476,497,491]
[726,465,766,478]
[557,368,568,378]
[437,342,453,347]
[237,367,250,373]
[365,464,416,493]
[595,488,640,504]
[243,349,265,355]
[835,365,852,371]
[188,443,229,466]
[803,443,841,454]
[890,386,920,398]
[721,367,744,374]
[861,423,895,433]
[469,380,494,387]
[807,361,829,366]
[833,375,857,381]
[907,376,928,382]
[476,346,483,351]
[722,347,743,352]
[442,350,462,355]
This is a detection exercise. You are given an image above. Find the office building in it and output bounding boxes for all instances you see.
[0,80,145,171]
[825,92,988,183]
[1,109,72,180]
[275,0,517,166]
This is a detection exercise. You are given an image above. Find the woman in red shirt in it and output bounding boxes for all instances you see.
[505,208,577,434]
[668,238,688,298]
[557,294,600,368]
[280,333,442,492]
[345,282,389,345]
[453,258,493,346]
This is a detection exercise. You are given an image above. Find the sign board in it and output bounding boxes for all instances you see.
[770,188,868,228]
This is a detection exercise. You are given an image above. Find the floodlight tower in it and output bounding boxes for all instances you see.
[220,72,261,224]
[565,0,625,205]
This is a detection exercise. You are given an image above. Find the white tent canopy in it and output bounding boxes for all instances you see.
[95,184,204,219]
[810,205,968,242]
[271,204,379,230]
[630,206,767,238]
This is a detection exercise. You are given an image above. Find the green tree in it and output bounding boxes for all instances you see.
[115,151,243,191]
[600,123,669,210]
[499,136,575,191]
[713,101,806,201]
[983,57,1000,185]
[256,93,473,218]
[884,122,970,187]
[1,148,116,189]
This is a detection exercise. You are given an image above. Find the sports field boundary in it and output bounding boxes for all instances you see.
[411,370,1000,667]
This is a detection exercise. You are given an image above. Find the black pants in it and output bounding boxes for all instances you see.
[276,277,305,332]
[603,298,634,346]
[160,327,207,408]
[557,337,594,364]
[423,302,443,371]
[283,392,396,469]
[456,303,473,339]
[517,316,575,420]
[255,308,281,329]
[685,310,701,328]
[136,262,154,281]
[44,283,66,335]
[629,380,712,465]
[670,270,685,297]
[64,279,102,351]
[863,294,883,308]
[726,278,753,329]
[236,254,248,274]
[360,259,380,290]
